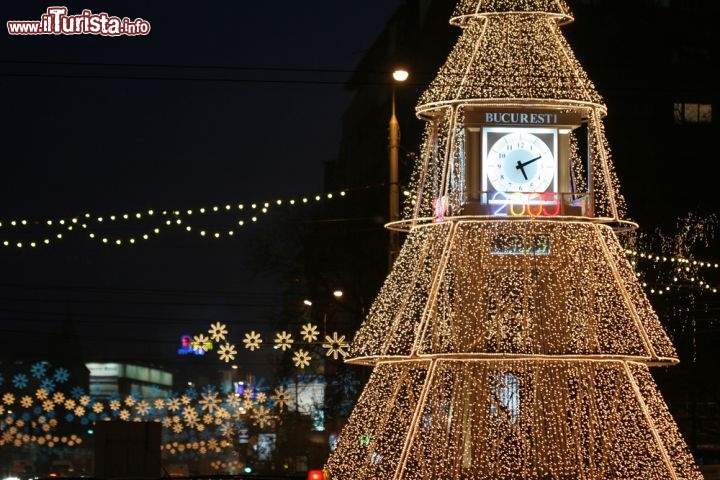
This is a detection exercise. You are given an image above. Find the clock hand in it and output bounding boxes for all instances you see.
[515,155,542,181]
[515,160,529,180]
[518,155,542,169]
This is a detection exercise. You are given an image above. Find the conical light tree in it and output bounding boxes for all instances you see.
[325,1,703,479]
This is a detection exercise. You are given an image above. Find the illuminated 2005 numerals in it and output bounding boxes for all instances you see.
[489,191,561,217]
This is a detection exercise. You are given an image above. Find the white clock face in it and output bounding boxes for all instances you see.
[485,131,556,193]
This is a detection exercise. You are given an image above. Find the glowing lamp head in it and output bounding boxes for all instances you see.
[392,69,409,82]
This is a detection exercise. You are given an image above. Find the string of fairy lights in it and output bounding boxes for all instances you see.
[1,186,717,299]
[627,249,720,296]
[0,190,347,249]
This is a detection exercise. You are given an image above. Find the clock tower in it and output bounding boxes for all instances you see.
[463,108,589,216]
[325,1,702,479]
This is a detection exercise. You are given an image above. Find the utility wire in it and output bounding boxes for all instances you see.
[0,71,371,85]
[0,296,280,308]
[0,59,378,74]
[0,281,287,299]
[0,308,281,325]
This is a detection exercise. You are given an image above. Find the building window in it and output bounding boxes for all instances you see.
[674,102,713,124]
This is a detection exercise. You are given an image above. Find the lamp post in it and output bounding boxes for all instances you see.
[389,68,409,270]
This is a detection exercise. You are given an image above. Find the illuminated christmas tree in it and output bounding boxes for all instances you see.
[325,1,703,479]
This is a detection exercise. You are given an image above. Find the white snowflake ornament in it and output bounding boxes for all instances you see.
[243,331,262,351]
[208,322,228,342]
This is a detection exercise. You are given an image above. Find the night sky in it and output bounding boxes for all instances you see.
[0,1,406,364]
[1,1,406,212]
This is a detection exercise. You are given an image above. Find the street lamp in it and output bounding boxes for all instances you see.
[393,69,409,82]
[389,68,409,269]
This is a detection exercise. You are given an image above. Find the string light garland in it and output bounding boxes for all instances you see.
[1,185,716,300]
[0,190,347,249]
[325,1,702,478]
[626,212,720,298]
[628,249,720,296]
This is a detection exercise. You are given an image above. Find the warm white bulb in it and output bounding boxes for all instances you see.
[392,69,409,82]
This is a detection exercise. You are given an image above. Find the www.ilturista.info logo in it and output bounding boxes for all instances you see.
[7,7,151,36]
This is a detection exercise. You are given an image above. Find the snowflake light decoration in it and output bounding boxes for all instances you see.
[272,386,291,412]
[30,363,47,378]
[225,393,241,410]
[251,405,273,428]
[12,374,28,389]
[217,343,237,363]
[300,323,320,342]
[52,369,69,384]
[135,401,151,416]
[219,422,234,438]
[39,378,55,393]
[166,397,180,412]
[208,322,228,342]
[242,389,253,401]
[322,332,349,360]
[243,331,262,351]
[0,360,323,464]
[293,349,312,369]
[191,334,213,354]
[198,391,220,413]
[69,386,84,399]
[274,331,294,351]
